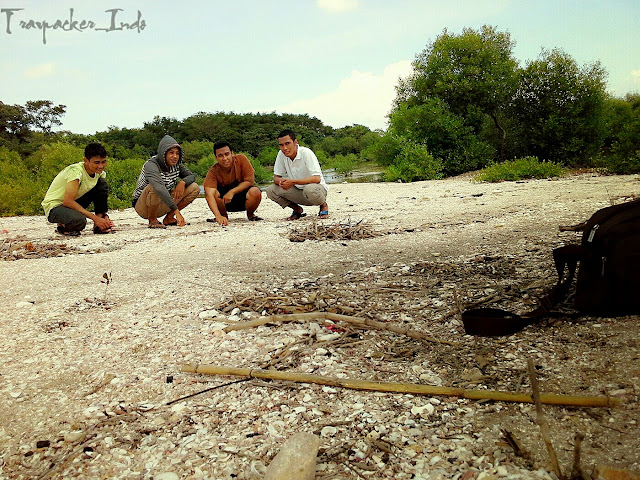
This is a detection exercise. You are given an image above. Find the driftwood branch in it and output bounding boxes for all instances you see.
[528,358,564,480]
[222,311,458,346]
[181,364,619,408]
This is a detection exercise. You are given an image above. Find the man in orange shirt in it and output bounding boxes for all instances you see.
[203,141,263,225]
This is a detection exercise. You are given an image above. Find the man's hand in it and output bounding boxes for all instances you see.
[172,181,186,201]
[280,178,295,190]
[222,191,235,204]
[94,216,114,231]
[215,214,229,226]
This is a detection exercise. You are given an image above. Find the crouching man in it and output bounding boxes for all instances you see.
[266,129,329,220]
[132,135,199,228]
[42,142,115,236]
[203,141,263,225]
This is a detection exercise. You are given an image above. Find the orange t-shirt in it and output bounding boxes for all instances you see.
[203,154,255,190]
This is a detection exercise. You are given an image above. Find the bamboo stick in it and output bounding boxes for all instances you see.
[222,311,458,346]
[528,358,564,479]
[181,364,619,408]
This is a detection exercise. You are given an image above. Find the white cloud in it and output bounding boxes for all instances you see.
[317,0,359,13]
[24,63,55,79]
[632,70,640,83]
[277,60,413,131]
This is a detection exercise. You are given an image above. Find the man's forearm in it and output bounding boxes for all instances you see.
[292,175,321,185]
[204,189,222,217]
[63,199,100,222]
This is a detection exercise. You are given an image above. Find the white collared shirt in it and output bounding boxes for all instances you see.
[274,145,328,191]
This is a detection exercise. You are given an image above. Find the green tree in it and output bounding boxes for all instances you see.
[512,48,607,165]
[601,93,640,173]
[24,100,66,134]
[396,25,518,162]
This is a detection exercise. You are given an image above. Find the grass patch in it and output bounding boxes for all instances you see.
[474,156,565,182]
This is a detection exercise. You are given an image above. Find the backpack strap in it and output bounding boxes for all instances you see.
[462,244,586,335]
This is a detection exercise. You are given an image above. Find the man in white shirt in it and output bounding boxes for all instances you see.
[266,129,329,220]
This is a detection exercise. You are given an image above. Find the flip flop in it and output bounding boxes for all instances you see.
[163,221,178,226]
[248,215,263,221]
[56,226,80,236]
[149,222,167,229]
[318,210,329,219]
[286,211,306,221]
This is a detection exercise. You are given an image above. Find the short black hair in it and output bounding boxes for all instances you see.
[277,129,296,141]
[85,143,107,159]
[213,141,232,155]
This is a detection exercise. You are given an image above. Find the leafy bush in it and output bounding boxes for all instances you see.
[25,142,85,177]
[314,149,329,167]
[474,156,565,182]
[383,139,443,182]
[323,153,359,174]
[105,157,146,209]
[246,153,272,184]
[602,151,640,174]
[0,147,49,216]
[255,146,279,166]
[186,153,216,182]
[182,140,215,163]
[366,133,403,166]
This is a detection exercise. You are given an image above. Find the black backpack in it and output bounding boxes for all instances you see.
[572,198,640,314]
[462,199,640,336]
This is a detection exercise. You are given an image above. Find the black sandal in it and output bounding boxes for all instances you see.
[56,226,81,236]
[286,211,306,221]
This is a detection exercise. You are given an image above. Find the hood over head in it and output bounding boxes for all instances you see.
[156,135,183,170]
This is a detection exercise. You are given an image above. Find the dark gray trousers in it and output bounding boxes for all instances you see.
[47,178,109,232]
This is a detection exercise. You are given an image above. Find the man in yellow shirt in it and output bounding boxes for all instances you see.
[41,143,115,236]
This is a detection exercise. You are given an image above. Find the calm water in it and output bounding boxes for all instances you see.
[199,168,383,194]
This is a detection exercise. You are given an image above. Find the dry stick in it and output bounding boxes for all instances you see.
[528,358,564,480]
[181,364,619,408]
[570,432,587,480]
[222,311,458,347]
[325,312,458,346]
[166,378,250,406]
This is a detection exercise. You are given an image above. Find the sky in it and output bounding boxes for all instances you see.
[1,0,638,135]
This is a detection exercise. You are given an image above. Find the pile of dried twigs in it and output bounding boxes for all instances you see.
[1,238,77,261]
[287,219,382,242]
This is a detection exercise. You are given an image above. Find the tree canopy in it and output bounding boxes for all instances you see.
[376,25,611,176]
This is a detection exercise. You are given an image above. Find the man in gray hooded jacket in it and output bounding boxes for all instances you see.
[132,135,199,228]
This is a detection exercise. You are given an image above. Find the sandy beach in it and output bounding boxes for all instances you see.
[1,174,639,479]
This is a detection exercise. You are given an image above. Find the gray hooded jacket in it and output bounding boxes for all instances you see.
[132,135,196,210]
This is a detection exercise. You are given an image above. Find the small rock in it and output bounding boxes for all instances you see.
[411,404,435,417]
[36,440,50,449]
[154,473,179,480]
[64,431,85,443]
[320,426,337,437]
